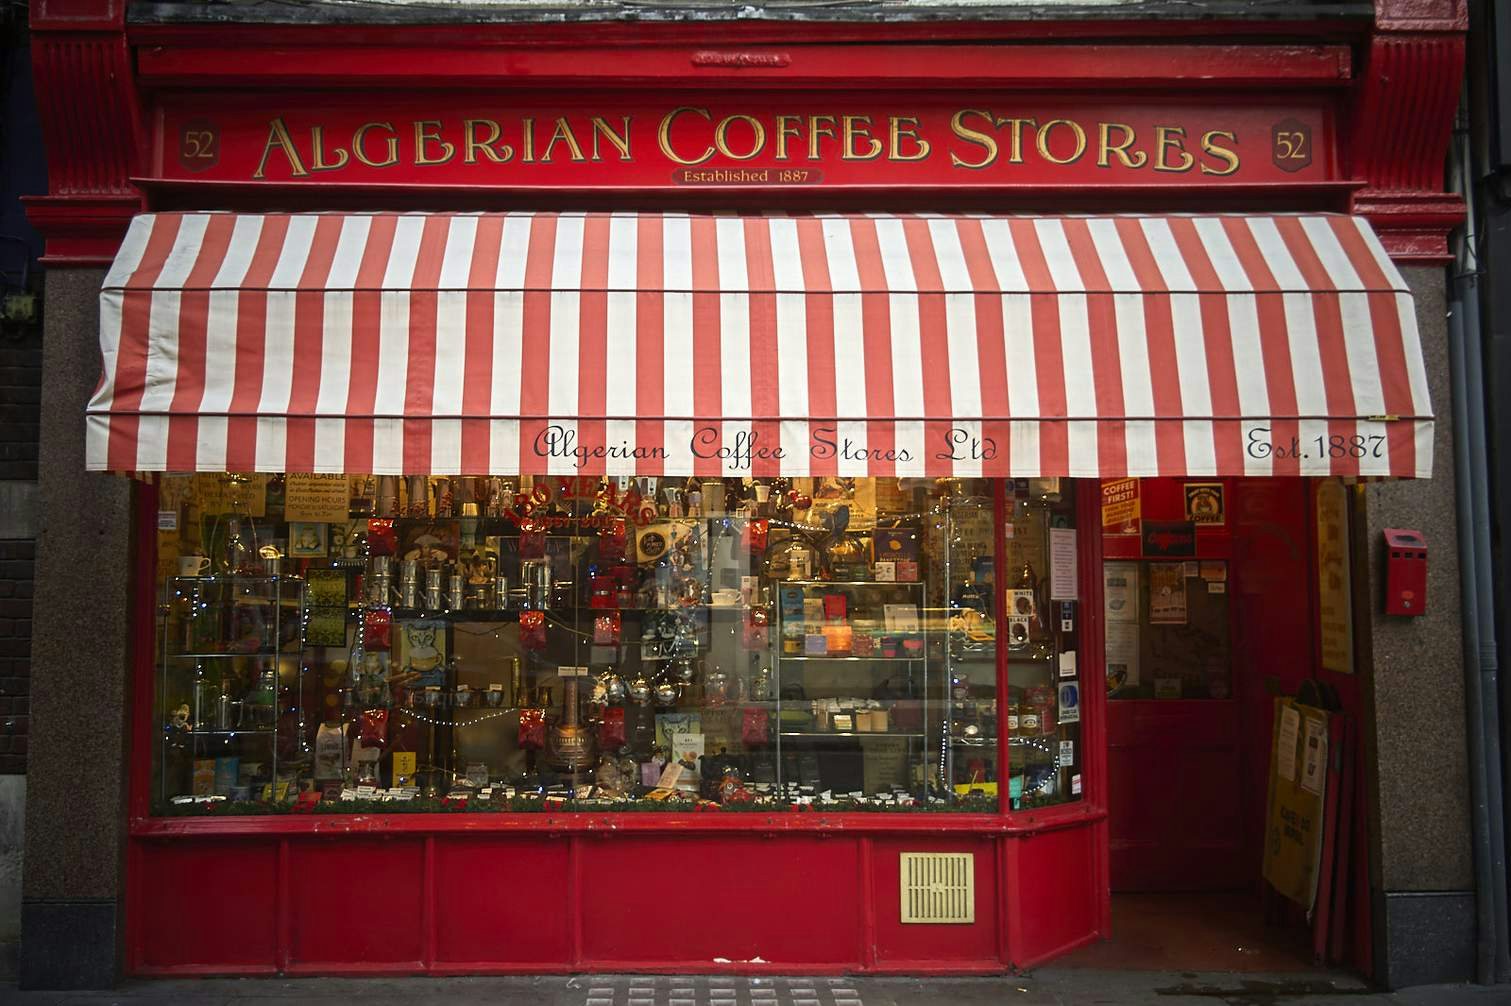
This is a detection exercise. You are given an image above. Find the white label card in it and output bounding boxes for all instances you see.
[1277,705,1301,782]
[1049,528,1078,600]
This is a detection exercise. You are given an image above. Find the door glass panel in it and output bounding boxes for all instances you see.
[1104,559,1232,700]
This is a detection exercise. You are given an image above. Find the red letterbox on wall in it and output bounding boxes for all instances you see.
[1383,529,1428,616]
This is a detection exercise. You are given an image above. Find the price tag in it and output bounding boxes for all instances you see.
[157,510,179,531]
[558,665,589,677]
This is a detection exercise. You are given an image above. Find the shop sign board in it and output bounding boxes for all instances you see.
[1263,698,1330,909]
[157,96,1332,190]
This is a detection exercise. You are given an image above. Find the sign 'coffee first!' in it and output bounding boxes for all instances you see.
[162,96,1329,190]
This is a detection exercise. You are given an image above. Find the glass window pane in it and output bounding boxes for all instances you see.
[1004,479,1083,809]
[151,474,1021,814]
[1104,559,1232,701]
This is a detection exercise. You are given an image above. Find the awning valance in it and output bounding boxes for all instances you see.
[92,211,1431,479]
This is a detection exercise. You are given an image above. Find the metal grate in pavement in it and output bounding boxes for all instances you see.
[582,978,865,1006]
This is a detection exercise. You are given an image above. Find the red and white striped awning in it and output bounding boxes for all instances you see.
[92,211,1431,479]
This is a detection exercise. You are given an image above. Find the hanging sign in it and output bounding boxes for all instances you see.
[159,96,1331,190]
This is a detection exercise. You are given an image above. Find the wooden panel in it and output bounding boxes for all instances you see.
[871,838,999,964]
[1010,824,1102,967]
[578,836,860,966]
[287,838,425,965]
[136,839,277,968]
[1108,699,1244,890]
[432,838,571,964]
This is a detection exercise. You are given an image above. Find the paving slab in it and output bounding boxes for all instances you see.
[0,972,1506,1006]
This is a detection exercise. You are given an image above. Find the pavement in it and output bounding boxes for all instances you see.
[1,972,1509,1006]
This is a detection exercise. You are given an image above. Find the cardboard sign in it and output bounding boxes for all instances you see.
[193,473,268,516]
[285,473,353,522]
[1263,698,1330,909]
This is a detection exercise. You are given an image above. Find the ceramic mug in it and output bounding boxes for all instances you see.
[177,555,211,577]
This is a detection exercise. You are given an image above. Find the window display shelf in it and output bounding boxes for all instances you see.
[779,731,926,740]
[379,605,756,619]
[183,729,277,738]
[166,650,286,659]
[781,580,925,588]
[779,655,925,663]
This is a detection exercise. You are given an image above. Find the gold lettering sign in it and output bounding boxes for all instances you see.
[246,110,1252,178]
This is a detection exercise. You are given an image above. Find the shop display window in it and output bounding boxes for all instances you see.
[151,474,1082,814]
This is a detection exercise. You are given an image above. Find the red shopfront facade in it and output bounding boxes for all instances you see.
[26,0,1465,982]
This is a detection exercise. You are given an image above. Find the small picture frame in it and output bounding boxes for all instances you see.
[288,522,329,558]
[1009,589,1037,618]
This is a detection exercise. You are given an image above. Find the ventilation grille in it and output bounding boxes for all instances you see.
[899,852,975,924]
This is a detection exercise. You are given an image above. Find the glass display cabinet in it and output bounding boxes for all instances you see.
[158,574,307,805]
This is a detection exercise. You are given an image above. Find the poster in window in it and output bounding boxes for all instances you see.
[285,473,352,523]
[1103,562,1138,623]
[1148,562,1188,625]
[1184,482,1226,525]
[1101,478,1140,534]
[1049,527,1078,601]
[1105,621,1140,692]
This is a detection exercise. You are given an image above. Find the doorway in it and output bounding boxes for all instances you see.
[1086,479,1328,970]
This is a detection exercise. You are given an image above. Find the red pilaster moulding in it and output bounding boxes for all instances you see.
[26,0,146,267]
[1348,0,1468,264]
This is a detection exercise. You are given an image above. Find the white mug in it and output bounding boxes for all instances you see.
[178,555,211,577]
